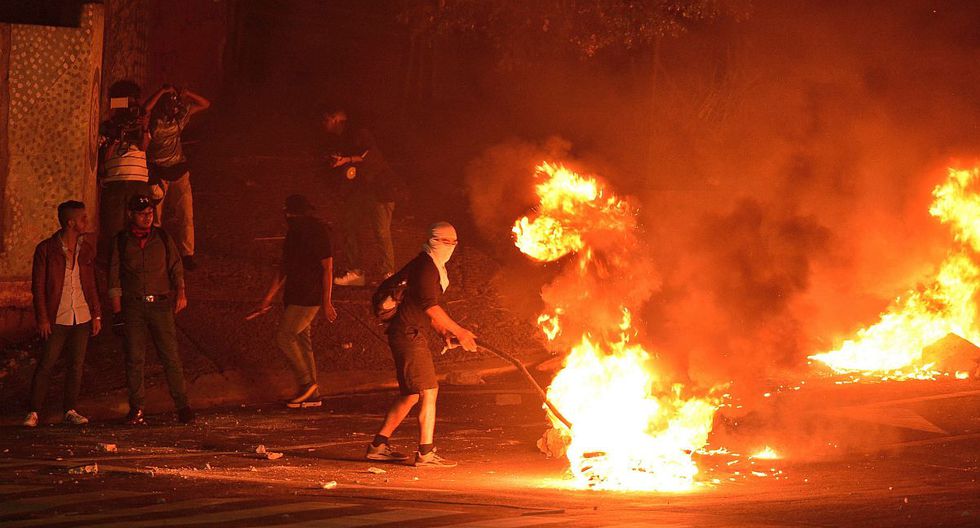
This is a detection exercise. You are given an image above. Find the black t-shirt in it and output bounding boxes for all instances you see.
[323,126,399,203]
[387,252,442,334]
[282,216,332,306]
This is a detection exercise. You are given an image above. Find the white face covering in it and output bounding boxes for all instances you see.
[422,222,457,292]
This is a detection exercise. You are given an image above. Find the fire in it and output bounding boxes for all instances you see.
[512,162,630,262]
[514,162,720,491]
[750,446,781,460]
[810,167,980,380]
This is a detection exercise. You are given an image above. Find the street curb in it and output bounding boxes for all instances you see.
[70,353,553,421]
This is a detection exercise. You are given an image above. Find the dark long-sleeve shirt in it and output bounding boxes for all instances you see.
[108,228,184,299]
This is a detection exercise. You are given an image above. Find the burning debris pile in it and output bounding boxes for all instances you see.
[513,163,722,492]
[810,167,980,381]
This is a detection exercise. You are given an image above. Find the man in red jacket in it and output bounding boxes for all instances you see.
[25,201,102,427]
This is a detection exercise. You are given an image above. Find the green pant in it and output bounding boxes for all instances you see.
[276,304,321,389]
[29,323,91,412]
[341,193,395,276]
[121,299,189,410]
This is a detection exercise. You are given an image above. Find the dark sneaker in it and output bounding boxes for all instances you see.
[366,443,410,462]
[181,255,198,271]
[125,408,146,425]
[286,383,319,407]
[177,406,195,424]
[412,448,457,468]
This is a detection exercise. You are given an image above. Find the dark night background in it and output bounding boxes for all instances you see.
[2,0,979,398]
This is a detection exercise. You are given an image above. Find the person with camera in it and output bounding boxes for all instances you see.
[320,106,400,287]
[365,222,477,467]
[23,201,102,427]
[97,81,151,269]
[144,85,210,271]
[109,194,193,425]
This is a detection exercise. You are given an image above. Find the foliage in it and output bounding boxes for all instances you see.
[399,0,752,60]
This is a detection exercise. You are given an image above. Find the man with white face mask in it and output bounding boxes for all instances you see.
[366,222,477,467]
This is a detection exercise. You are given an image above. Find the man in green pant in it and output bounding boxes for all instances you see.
[258,194,337,407]
[109,194,193,425]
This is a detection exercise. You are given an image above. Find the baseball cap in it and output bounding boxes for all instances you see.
[128,194,154,212]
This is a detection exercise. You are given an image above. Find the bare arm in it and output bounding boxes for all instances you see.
[260,271,286,309]
[143,86,174,114]
[321,257,337,322]
[182,88,211,116]
[425,305,477,351]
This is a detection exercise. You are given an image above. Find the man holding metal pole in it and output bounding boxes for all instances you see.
[366,222,477,467]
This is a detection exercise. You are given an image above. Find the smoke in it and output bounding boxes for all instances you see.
[462,1,980,410]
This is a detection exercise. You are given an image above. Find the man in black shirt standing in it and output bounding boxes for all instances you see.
[321,107,399,286]
[366,222,476,467]
[259,195,337,407]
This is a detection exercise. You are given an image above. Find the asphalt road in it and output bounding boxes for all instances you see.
[1,375,978,527]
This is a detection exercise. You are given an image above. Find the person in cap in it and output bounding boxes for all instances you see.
[257,194,337,408]
[109,194,193,425]
[24,201,102,427]
[365,222,477,467]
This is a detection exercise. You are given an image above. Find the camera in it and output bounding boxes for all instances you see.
[103,100,145,145]
[158,85,186,119]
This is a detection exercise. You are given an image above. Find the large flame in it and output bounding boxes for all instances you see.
[514,163,720,491]
[810,167,980,380]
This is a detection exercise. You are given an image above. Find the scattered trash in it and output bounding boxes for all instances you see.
[537,427,569,458]
[265,452,283,460]
[366,467,387,474]
[97,443,118,453]
[68,464,98,475]
[495,393,522,406]
[342,342,353,350]
[320,481,338,489]
[204,463,212,470]
[255,445,267,454]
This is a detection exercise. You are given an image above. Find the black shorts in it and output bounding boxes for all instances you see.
[388,328,437,395]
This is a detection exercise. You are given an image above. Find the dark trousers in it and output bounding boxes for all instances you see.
[29,322,91,412]
[341,193,396,276]
[122,299,189,410]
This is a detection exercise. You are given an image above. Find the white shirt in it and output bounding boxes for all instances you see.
[102,143,149,184]
[54,235,92,326]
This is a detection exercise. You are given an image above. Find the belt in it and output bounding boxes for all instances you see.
[139,294,168,303]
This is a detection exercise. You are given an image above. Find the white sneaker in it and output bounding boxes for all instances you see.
[64,409,89,425]
[334,270,365,286]
[23,412,38,427]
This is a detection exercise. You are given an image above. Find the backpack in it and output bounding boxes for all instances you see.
[371,268,409,322]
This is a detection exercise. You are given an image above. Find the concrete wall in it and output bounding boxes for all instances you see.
[0,4,104,337]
